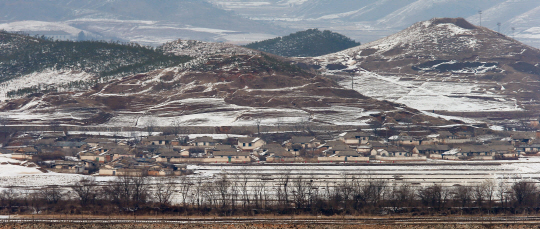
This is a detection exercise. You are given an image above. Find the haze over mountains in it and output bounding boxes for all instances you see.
[208,0,540,48]
[0,0,289,45]
[1,0,540,47]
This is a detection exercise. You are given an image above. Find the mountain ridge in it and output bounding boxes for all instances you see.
[244,29,360,57]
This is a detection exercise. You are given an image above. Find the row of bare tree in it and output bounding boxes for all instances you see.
[0,174,539,216]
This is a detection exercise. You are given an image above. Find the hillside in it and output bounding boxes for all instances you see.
[304,17,540,127]
[0,31,191,100]
[244,29,360,57]
[0,36,454,127]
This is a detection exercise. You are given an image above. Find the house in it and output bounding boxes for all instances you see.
[335,150,361,158]
[318,140,347,151]
[318,150,370,163]
[340,132,371,145]
[84,138,112,148]
[324,144,352,156]
[261,143,290,156]
[52,160,85,173]
[435,131,473,144]
[394,135,424,146]
[212,151,250,162]
[285,136,319,149]
[110,147,137,160]
[146,135,177,146]
[206,145,235,156]
[15,147,38,155]
[190,136,218,147]
[511,132,537,145]
[371,146,410,157]
[441,144,516,160]
[516,144,540,154]
[237,137,265,151]
[355,144,373,154]
[156,151,182,163]
[79,152,110,163]
[148,166,174,176]
[413,145,451,156]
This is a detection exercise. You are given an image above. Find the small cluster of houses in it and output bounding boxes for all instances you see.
[1,129,539,176]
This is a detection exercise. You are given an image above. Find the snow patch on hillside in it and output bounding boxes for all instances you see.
[0,69,94,101]
[0,20,82,35]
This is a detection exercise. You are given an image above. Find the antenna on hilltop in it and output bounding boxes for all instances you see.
[478,10,483,27]
[497,22,501,33]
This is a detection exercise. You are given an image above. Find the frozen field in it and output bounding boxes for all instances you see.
[2,154,540,190]
[3,154,540,204]
[338,71,519,114]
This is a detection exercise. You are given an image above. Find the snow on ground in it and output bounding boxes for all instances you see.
[337,70,519,114]
[0,20,82,35]
[0,68,94,101]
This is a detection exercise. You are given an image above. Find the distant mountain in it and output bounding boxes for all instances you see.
[244,29,360,57]
[208,0,540,48]
[0,0,290,45]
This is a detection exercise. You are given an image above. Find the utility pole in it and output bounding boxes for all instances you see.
[478,10,482,27]
[512,27,516,39]
[497,22,501,33]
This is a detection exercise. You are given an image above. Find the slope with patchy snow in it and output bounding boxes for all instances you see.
[300,18,540,126]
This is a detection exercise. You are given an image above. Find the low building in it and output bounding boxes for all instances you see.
[237,137,265,151]
[190,136,218,147]
[413,145,451,156]
[145,135,177,146]
[285,136,319,149]
[340,132,371,145]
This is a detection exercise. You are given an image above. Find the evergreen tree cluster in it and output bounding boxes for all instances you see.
[0,31,192,84]
[244,29,360,57]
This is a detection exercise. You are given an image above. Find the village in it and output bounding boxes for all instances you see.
[1,124,538,177]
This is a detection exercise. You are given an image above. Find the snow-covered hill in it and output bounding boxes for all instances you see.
[302,18,540,126]
[0,36,454,128]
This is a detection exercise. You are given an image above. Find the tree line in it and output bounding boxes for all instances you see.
[1,174,539,216]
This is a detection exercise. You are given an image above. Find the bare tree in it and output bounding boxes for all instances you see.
[292,176,308,210]
[131,176,150,208]
[0,187,17,211]
[71,177,99,207]
[482,179,496,212]
[178,175,192,209]
[497,179,510,210]
[453,186,472,210]
[145,118,157,136]
[511,180,537,210]
[237,173,250,210]
[40,185,64,205]
[171,118,185,136]
[153,176,176,208]
[388,184,415,213]
[418,184,449,211]
[230,177,240,213]
[215,174,231,211]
